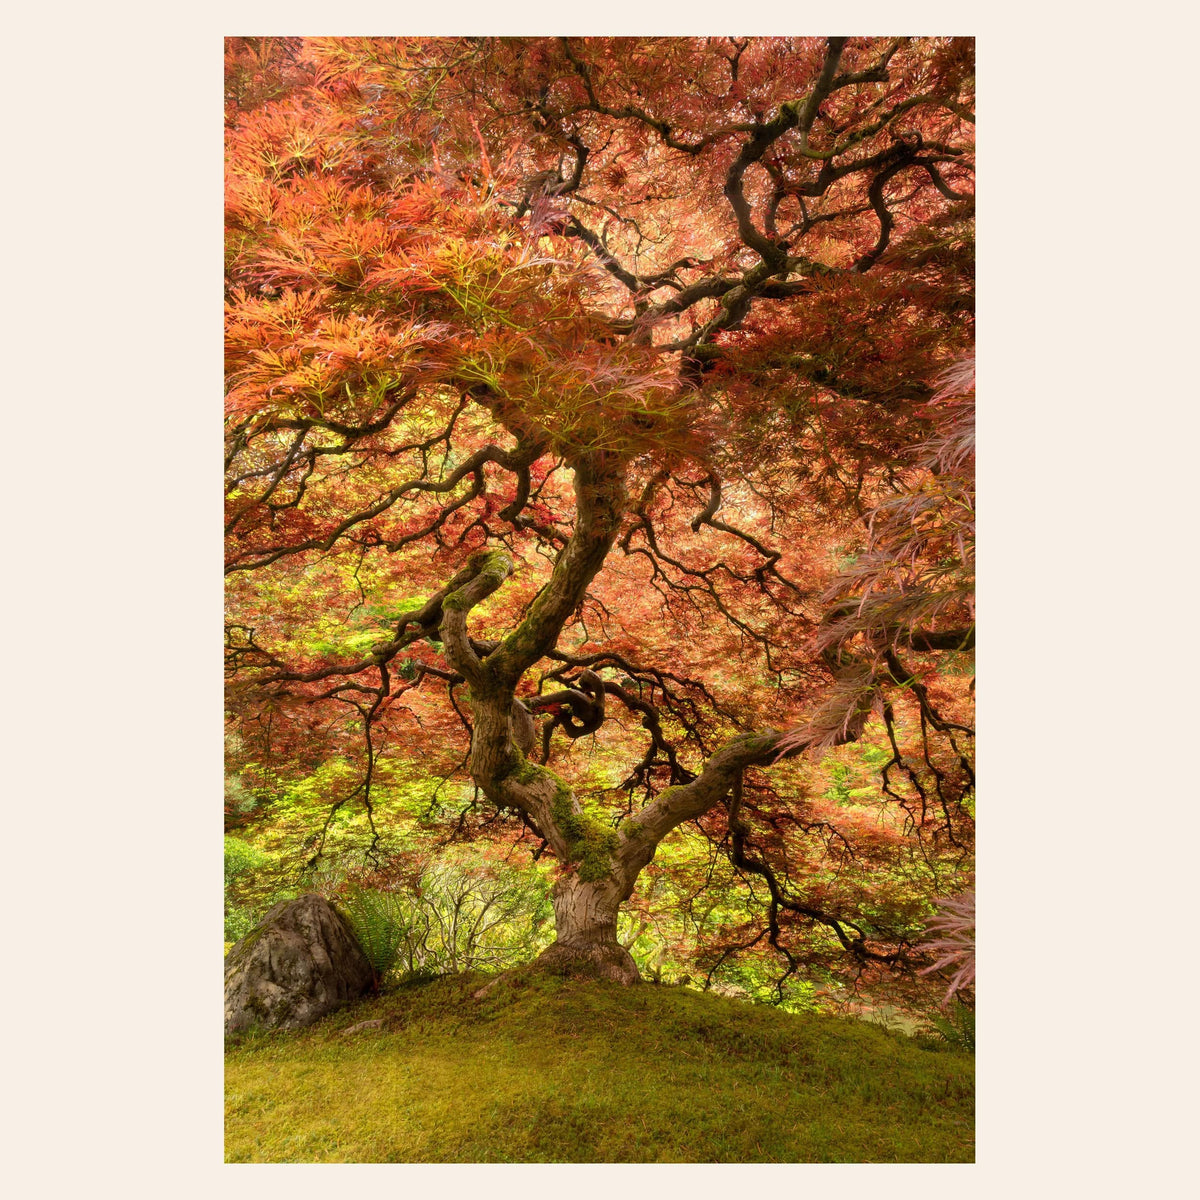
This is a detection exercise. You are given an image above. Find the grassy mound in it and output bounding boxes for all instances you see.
[225,971,973,1163]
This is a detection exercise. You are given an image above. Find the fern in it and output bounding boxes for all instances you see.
[339,885,409,982]
[923,998,975,1052]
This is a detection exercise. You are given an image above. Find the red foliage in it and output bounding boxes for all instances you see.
[225,37,975,996]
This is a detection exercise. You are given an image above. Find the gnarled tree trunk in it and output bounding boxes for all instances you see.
[535,873,639,984]
[435,454,801,985]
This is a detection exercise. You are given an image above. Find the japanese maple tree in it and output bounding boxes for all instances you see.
[225,36,975,990]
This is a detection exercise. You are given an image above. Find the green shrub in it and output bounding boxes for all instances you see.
[225,836,268,886]
[337,856,554,985]
[225,837,272,943]
[224,903,263,944]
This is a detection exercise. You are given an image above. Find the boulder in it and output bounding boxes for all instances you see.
[224,894,374,1037]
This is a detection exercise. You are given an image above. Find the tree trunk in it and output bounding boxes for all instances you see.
[534,873,640,985]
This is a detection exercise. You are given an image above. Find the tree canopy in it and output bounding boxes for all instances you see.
[224,35,975,1004]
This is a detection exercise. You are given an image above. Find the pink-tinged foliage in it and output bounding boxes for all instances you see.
[776,355,975,757]
[919,888,975,1005]
[931,355,976,406]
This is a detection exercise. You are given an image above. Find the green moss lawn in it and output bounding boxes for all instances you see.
[225,971,973,1163]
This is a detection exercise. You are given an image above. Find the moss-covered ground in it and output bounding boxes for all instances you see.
[225,970,973,1163]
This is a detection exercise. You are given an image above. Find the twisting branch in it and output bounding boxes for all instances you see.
[722,37,846,266]
[725,769,904,965]
[225,431,547,574]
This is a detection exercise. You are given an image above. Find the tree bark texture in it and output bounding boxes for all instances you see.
[534,874,640,984]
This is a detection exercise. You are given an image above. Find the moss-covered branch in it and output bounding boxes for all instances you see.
[481,453,628,690]
[439,548,516,689]
[500,759,619,883]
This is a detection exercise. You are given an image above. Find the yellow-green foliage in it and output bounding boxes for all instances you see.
[226,972,973,1163]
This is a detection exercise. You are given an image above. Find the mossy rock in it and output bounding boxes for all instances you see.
[224,894,375,1038]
